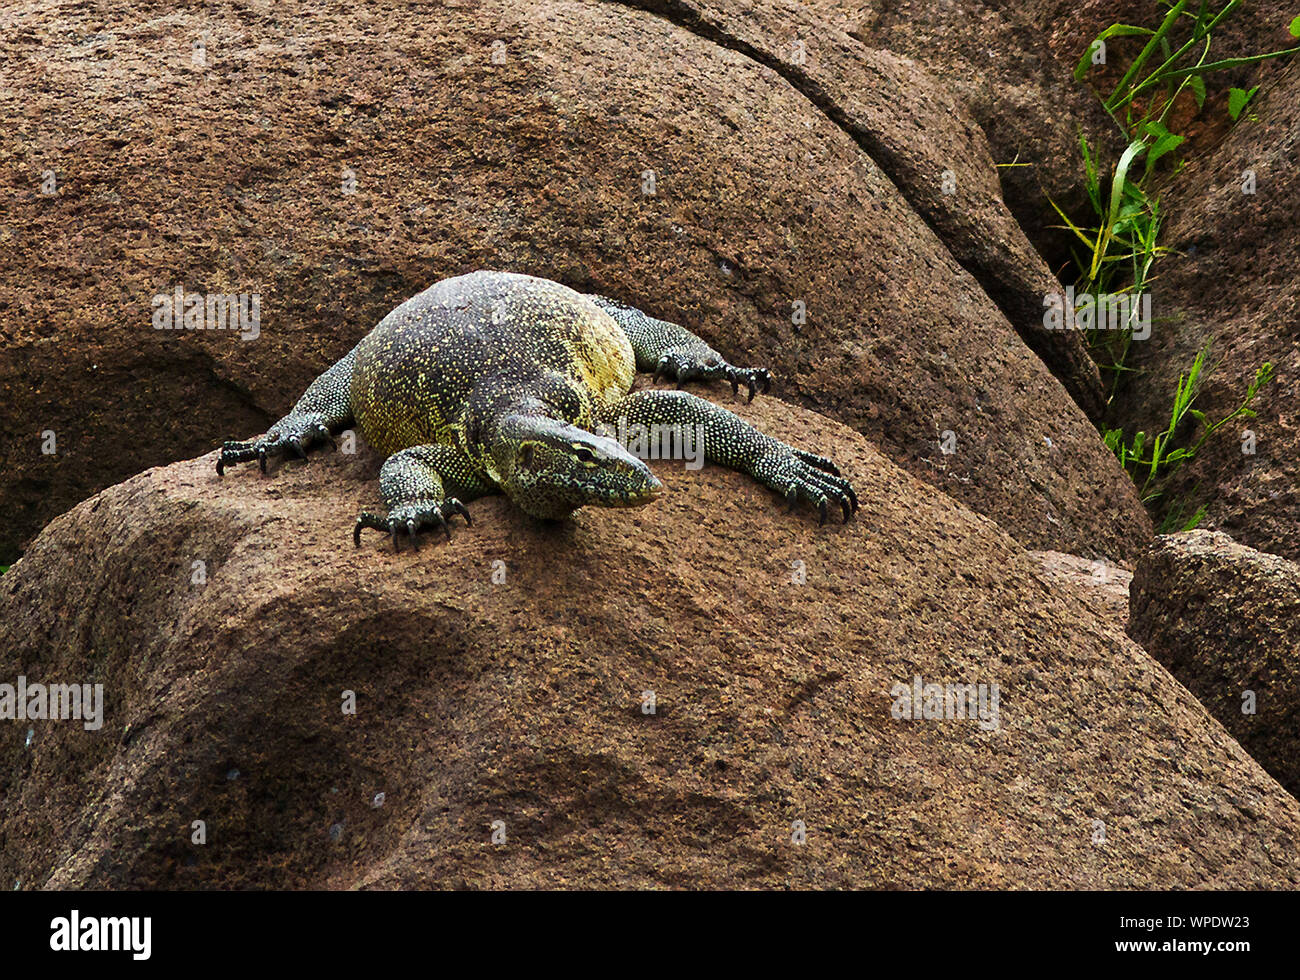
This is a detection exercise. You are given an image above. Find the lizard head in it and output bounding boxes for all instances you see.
[492,414,664,520]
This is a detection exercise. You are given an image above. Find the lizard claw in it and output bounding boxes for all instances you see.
[654,352,701,386]
[354,498,473,551]
[758,446,858,524]
[730,366,772,402]
[792,448,840,476]
[653,352,773,402]
[653,355,670,384]
[218,412,336,476]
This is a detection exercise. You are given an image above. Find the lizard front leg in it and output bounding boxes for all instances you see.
[354,443,494,550]
[587,295,772,401]
[610,389,857,524]
[218,348,357,475]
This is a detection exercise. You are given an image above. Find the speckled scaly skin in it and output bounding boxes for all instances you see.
[217,271,857,548]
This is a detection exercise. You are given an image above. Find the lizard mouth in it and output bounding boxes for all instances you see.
[604,472,664,507]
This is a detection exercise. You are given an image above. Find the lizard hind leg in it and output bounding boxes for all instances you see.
[354,443,492,551]
[586,295,772,402]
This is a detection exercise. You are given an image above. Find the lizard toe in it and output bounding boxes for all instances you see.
[764,448,857,524]
[217,412,334,477]
[354,499,474,551]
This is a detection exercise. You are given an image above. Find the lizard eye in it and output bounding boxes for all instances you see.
[573,446,597,464]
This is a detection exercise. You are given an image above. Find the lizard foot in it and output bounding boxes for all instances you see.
[217,412,336,476]
[353,498,473,551]
[652,353,772,402]
[759,447,859,525]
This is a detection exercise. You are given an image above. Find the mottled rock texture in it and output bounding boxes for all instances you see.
[1,397,1295,888]
[825,0,1127,269]
[1130,530,1300,801]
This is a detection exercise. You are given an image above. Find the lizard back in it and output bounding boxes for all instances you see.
[350,270,636,456]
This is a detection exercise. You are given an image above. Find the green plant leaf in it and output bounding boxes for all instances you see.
[1088,140,1149,283]
[1141,120,1186,175]
[1159,46,1300,83]
[1187,74,1207,108]
[1105,0,1190,112]
[1079,134,1102,216]
[1227,85,1259,120]
[1047,197,1100,251]
[1290,14,1300,38]
[1074,24,1157,81]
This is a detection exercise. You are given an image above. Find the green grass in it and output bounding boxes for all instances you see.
[1057,2,1294,529]
[1050,134,1170,404]
[1103,348,1273,502]
[1077,1,1300,137]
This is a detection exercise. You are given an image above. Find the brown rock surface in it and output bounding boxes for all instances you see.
[1129,529,1300,800]
[618,0,1106,416]
[1,396,1295,889]
[1030,550,1133,629]
[0,0,1150,568]
[830,0,1128,269]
